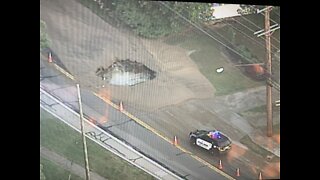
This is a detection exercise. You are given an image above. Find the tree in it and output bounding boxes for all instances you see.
[40,164,46,180]
[40,20,50,51]
[109,0,213,38]
[235,44,259,64]
[237,5,265,15]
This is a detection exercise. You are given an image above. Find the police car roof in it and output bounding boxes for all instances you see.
[206,130,229,142]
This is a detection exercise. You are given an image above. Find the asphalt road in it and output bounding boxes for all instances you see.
[41,58,234,180]
[41,87,183,180]
[39,0,279,178]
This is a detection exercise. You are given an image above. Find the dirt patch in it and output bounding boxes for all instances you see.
[40,0,215,112]
[41,1,280,178]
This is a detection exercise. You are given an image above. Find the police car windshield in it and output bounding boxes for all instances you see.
[218,139,231,147]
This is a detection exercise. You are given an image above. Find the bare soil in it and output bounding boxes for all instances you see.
[40,0,280,178]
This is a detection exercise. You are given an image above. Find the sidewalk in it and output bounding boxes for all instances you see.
[213,85,280,157]
[249,129,280,157]
[210,85,280,177]
[41,51,279,179]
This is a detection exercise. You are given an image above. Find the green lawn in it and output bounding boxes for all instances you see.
[240,134,280,163]
[40,158,83,180]
[40,109,155,180]
[77,0,266,96]
[259,123,280,135]
[164,31,263,96]
[239,123,280,162]
[242,105,267,114]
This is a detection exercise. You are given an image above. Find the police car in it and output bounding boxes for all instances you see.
[189,130,232,154]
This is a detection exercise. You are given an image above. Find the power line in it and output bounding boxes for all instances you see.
[160,1,279,75]
[159,2,260,65]
[223,21,280,63]
[258,12,280,34]
[231,17,280,51]
[252,6,281,40]
[233,17,256,32]
[201,25,265,64]
[238,15,280,44]
[202,8,282,90]
[252,5,280,24]
[199,25,264,63]
[225,21,265,47]
[197,9,280,60]
[226,20,277,52]
[225,5,280,44]
[268,6,280,18]
[260,11,279,25]
[273,10,280,18]
[159,2,280,91]
[170,3,280,66]
[203,5,280,52]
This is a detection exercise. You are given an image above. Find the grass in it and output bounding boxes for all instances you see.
[40,109,155,180]
[240,123,280,162]
[243,105,267,114]
[77,0,272,96]
[40,158,83,180]
[164,31,263,96]
[238,105,266,119]
[164,33,187,46]
[240,135,270,158]
[273,123,280,134]
[259,123,280,135]
[240,134,280,163]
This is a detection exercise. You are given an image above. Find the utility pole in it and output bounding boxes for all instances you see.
[253,6,280,137]
[254,6,279,137]
[265,6,273,137]
[76,84,91,180]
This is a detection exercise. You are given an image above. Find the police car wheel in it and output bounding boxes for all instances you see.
[190,137,196,145]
